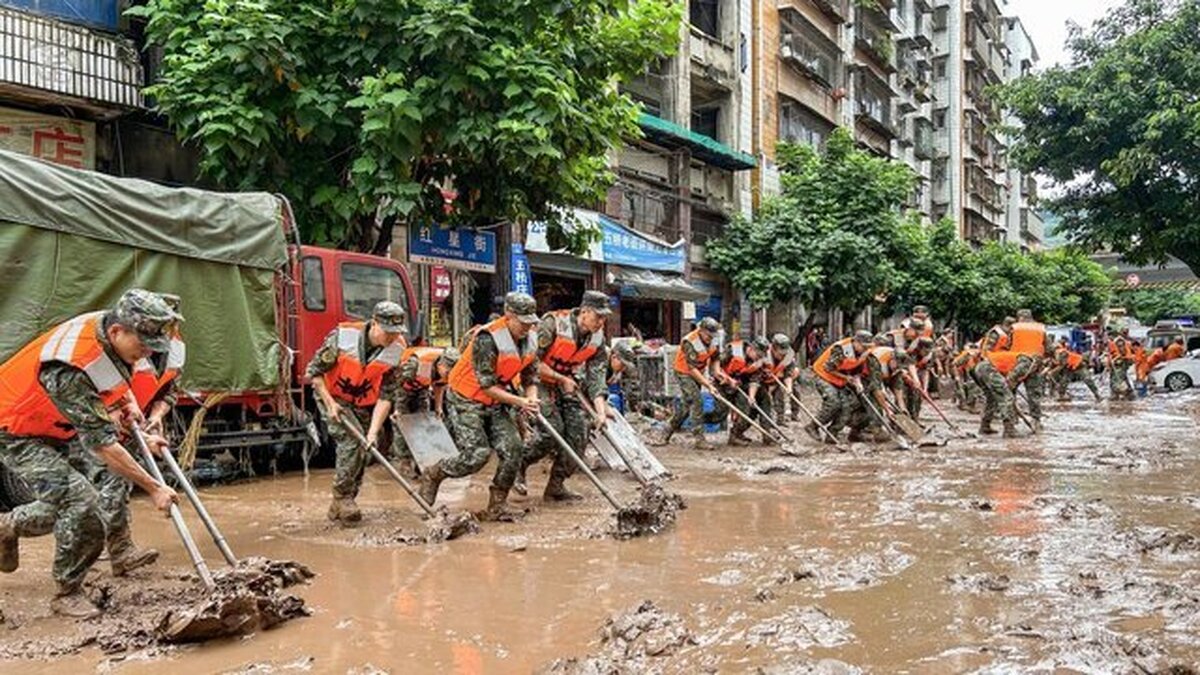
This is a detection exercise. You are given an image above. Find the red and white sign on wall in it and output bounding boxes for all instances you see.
[431,265,452,304]
[0,106,96,169]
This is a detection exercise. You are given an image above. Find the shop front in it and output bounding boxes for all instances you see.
[406,223,497,347]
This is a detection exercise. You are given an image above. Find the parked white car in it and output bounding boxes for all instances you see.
[1150,349,1200,392]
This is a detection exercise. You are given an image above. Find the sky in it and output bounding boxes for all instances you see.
[1004,0,1126,68]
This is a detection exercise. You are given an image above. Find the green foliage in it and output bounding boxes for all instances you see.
[130,0,682,250]
[1115,288,1200,324]
[999,0,1200,275]
[707,129,916,315]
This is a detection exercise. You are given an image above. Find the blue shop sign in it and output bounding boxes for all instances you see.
[599,216,686,274]
[510,243,533,294]
[692,279,723,320]
[409,224,496,273]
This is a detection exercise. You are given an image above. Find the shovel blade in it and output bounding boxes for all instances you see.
[395,412,460,471]
[891,412,925,443]
[607,412,670,479]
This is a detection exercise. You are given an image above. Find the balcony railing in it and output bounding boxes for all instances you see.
[855,72,896,137]
[811,0,851,23]
[780,32,838,88]
[914,118,934,160]
[0,6,143,110]
[855,16,895,72]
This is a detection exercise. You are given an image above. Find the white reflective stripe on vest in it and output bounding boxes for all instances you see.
[337,326,361,352]
[491,324,518,355]
[43,312,102,363]
[82,352,126,392]
[166,338,186,370]
[375,342,404,367]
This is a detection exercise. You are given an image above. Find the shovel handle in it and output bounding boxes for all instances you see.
[158,445,238,567]
[132,427,215,591]
[705,386,774,440]
[732,385,790,442]
[340,420,438,518]
[855,389,912,450]
[534,412,622,511]
[773,376,844,447]
[906,374,961,432]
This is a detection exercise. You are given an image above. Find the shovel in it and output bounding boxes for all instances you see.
[854,388,914,451]
[906,374,977,439]
[156,434,238,566]
[575,393,653,487]
[131,426,215,590]
[704,384,781,444]
[733,384,794,444]
[771,375,847,450]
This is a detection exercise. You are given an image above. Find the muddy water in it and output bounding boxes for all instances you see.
[2,392,1199,673]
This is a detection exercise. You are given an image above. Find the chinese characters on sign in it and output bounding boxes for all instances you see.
[510,243,533,295]
[431,266,452,304]
[408,224,497,273]
[0,107,95,169]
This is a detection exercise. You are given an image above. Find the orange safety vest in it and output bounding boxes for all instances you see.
[1010,321,1046,357]
[985,350,1020,374]
[399,346,444,392]
[984,325,1012,354]
[1138,349,1163,380]
[1056,346,1084,370]
[767,348,795,379]
[130,335,186,411]
[448,317,537,405]
[0,312,132,441]
[902,317,935,340]
[723,340,762,377]
[812,338,864,388]
[540,310,604,384]
[673,329,717,375]
[956,348,982,373]
[868,346,897,381]
[1108,338,1134,361]
[1164,343,1186,360]
[322,322,405,407]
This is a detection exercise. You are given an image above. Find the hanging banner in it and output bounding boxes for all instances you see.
[430,265,452,304]
[526,208,686,274]
[510,243,533,295]
[409,224,496,273]
[0,106,95,169]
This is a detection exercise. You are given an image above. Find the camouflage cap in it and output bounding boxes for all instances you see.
[504,292,539,324]
[771,333,791,348]
[114,288,183,352]
[612,341,637,369]
[698,317,721,333]
[912,336,935,351]
[873,333,891,346]
[852,329,874,343]
[157,292,182,312]
[753,336,771,353]
[1003,316,1017,326]
[580,290,613,316]
[437,346,461,368]
[908,318,927,332]
[1016,308,1033,321]
[912,305,930,316]
[372,301,407,334]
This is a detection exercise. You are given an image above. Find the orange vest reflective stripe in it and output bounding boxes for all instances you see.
[723,340,762,377]
[673,330,717,375]
[541,310,604,384]
[985,350,1019,374]
[869,346,896,381]
[958,348,981,373]
[813,338,863,388]
[322,322,404,407]
[130,335,185,411]
[399,346,444,392]
[0,312,131,441]
[1010,321,1046,356]
[448,317,537,405]
[1108,339,1134,360]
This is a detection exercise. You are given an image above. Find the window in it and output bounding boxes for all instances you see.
[934,58,947,79]
[779,8,841,87]
[692,107,720,141]
[301,256,326,311]
[932,6,949,30]
[690,0,719,38]
[933,108,947,130]
[779,98,834,148]
[340,263,410,323]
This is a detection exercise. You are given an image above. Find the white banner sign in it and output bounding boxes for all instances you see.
[0,106,96,169]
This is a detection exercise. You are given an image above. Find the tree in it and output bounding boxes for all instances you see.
[1115,288,1200,324]
[707,130,915,325]
[999,0,1200,275]
[131,0,681,251]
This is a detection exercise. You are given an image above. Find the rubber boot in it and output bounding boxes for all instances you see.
[1002,420,1019,438]
[0,512,18,574]
[727,430,750,446]
[51,586,101,619]
[480,486,522,522]
[108,528,159,577]
[692,432,714,450]
[417,463,446,507]
[512,463,529,497]
[978,420,996,435]
[543,474,583,502]
[649,427,674,447]
[846,428,865,443]
[1032,418,1044,435]
[327,496,362,525]
[803,423,823,442]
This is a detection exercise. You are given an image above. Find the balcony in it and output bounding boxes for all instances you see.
[914,118,934,160]
[0,6,143,115]
[810,0,851,23]
[854,71,897,138]
[779,12,841,90]
[855,15,895,73]
[690,27,736,92]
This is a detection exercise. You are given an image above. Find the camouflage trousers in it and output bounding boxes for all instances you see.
[441,392,523,490]
[1009,357,1044,421]
[770,379,806,420]
[902,372,925,420]
[719,382,773,438]
[974,361,1013,425]
[955,374,981,409]
[0,433,104,592]
[1109,363,1135,400]
[319,400,402,500]
[814,379,855,432]
[66,442,135,557]
[667,374,710,438]
[524,388,589,482]
[1053,368,1100,400]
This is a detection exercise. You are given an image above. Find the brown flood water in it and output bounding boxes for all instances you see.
[2,391,1199,673]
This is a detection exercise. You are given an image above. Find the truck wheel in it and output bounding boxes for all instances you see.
[1164,372,1193,392]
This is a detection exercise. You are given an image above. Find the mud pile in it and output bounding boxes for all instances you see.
[157,557,314,643]
[354,511,480,547]
[615,485,686,539]
[538,600,696,674]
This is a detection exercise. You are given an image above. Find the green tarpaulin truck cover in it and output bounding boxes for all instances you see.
[0,149,290,392]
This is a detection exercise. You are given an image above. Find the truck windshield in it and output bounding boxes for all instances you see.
[341,262,410,322]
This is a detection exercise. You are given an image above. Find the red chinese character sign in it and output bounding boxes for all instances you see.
[0,106,95,169]
[431,266,452,304]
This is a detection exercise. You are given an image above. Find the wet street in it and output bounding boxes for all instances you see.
[2,391,1198,673]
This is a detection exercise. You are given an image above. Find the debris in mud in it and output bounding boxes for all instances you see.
[774,568,816,585]
[776,545,913,591]
[945,572,1011,593]
[157,557,314,644]
[537,600,696,674]
[614,484,686,539]
[969,499,994,511]
[1134,528,1200,555]
[755,659,862,675]
[353,511,480,547]
[746,606,853,650]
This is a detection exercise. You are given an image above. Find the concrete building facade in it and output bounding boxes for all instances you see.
[1002,15,1044,251]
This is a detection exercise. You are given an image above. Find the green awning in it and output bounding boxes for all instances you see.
[637,114,757,171]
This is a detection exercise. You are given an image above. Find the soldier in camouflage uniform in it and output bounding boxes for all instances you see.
[391,346,459,478]
[419,293,541,521]
[718,336,774,445]
[808,330,872,441]
[903,336,936,421]
[952,342,983,412]
[0,289,180,618]
[855,346,914,442]
[1106,329,1137,400]
[523,291,612,501]
[974,317,1016,437]
[762,334,798,422]
[307,301,409,526]
[653,317,723,449]
[1005,309,1054,433]
[1048,336,1101,401]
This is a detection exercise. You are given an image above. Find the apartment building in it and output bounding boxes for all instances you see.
[1003,15,1044,251]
